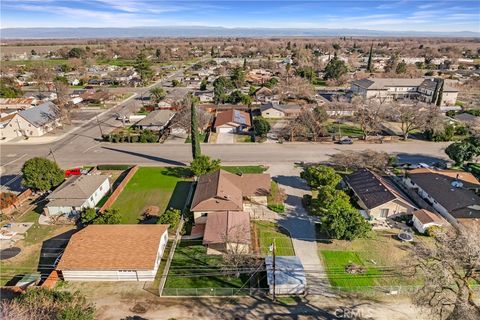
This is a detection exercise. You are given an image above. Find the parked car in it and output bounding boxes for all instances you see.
[338,137,353,145]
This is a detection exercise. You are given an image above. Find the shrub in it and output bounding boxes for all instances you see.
[190,155,221,176]
[0,192,17,209]
[97,164,131,170]
[426,225,441,237]
[158,208,181,230]
[267,204,285,213]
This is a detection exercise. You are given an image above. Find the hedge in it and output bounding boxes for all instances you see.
[97,165,131,170]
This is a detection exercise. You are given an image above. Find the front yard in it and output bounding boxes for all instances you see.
[110,167,191,224]
[318,230,429,290]
[163,240,249,294]
[254,221,295,256]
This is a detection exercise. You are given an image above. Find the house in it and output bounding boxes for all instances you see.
[214,109,251,133]
[265,256,306,295]
[345,169,416,220]
[194,91,214,103]
[0,98,37,110]
[402,168,480,225]
[0,102,61,139]
[412,209,448,234]
[80,91,111,104]
[132,110,175,131]
[45,175,110,217]
[260,102,303,119]
[254,86,275,103]
[203,211,251,255]
[190,170,270,253]
[57,224,169,281]
[351,78,459,106]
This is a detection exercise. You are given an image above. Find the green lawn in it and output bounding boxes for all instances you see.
[318,230,426,290]
[221,165,268,174]
[320,251,383,288]
[327,122,364,138]
[267,181,285,213]
[110,167,191,224]
[164,240,248,290]
[254,221,295,256]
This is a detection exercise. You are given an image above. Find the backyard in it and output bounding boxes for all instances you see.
[317,230,427,290]
[163,240,249,295]
[110,167,191,224]
[254,221,295,256]
[0,209,74,286]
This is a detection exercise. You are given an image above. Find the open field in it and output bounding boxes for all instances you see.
[254,221,295,256]
[110,167,191,224]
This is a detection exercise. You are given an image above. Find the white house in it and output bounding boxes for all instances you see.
[351,78,459,107]
[265,256,306,295]
[57,225,169,281]
[0,102,61,139]
[132,110,175,131]
[412,209,448,234]
[45,175,110,216]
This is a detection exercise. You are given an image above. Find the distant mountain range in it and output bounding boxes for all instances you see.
[1,26,478,39]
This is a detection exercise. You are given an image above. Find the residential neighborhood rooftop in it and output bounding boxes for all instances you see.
[57,224,169,271]
[203,211,251,245]
[47,175,109,207]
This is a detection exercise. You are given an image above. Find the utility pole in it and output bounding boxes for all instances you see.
[96,116,104,136]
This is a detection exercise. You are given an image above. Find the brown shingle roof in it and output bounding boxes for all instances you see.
[203,211,251,245]
[413,209,447,225]
[191,170,271,212]
[57,225,169,271]
[214,109,251,128]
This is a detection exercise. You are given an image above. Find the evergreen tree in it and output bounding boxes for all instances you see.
[190,98,201,159]
[436,80,444,107]
[367,43,373,72]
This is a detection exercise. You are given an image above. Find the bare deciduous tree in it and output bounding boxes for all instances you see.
[352,96,386,140]
[409,226,480,320]
[387,100,429,140]
[328,150,392,172]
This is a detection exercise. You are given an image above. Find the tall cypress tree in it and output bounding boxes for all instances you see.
[436,80,444,107]
[367,44,373,72]
[190,98,201,159]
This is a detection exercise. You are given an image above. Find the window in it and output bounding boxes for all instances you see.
[380,209,389,218]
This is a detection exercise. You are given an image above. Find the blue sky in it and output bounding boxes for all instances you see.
[1,0,479,32]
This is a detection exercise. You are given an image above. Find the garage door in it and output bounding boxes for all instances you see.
[218,127,234,133]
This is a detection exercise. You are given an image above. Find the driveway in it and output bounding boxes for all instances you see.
[216,132,235,144]
[267,164,332,296]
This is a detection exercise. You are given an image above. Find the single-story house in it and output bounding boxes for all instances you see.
[57,224,169,281]
[45,175,110,216]
[194,91,214,103]
[412,209,448,234]
[191,169,271,222]
[345,169,416,220]
[214,109,251,133]
[403,168,480,225]
[265,256,306,295]
[203,211,251,255]
[255,87,274,103]
[0,102,61,139]
[132,110,175,131]
[191,170,270,253]
[260,102,303,119]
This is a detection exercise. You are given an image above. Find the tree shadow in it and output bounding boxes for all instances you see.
[167,181,193,210]
[274,175,310,191]
[101,146,186,166]
[163,166,193,179]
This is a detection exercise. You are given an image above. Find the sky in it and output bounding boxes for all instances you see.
[1,0,479,32]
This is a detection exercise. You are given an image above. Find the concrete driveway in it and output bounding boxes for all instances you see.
[216,132,235,144]
[267,164,332,296]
